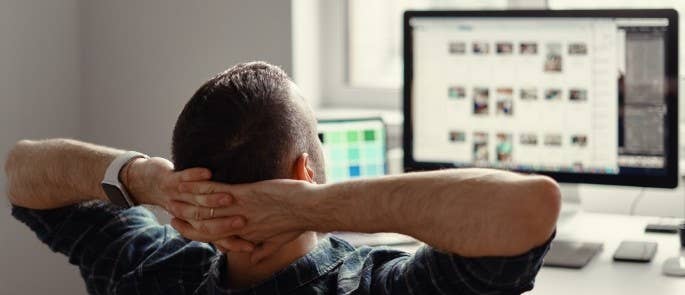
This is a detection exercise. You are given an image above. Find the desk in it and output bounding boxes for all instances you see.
[363,212,685,294]
[531,212,685,294]
[345,212,685,293]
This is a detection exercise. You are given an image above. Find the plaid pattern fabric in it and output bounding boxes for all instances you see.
[12,201,550,295]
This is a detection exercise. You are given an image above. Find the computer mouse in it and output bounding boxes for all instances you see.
[662,256,685,276]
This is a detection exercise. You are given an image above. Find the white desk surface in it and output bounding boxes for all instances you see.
[531,211,685,295]
[372,212,685,294]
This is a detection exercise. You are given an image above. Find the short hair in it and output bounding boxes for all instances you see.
[172,61,322,184]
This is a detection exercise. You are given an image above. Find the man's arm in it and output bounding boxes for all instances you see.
[170,168,560,258]
[307,169,559,257]
[5,139,119,209]
[5,139,249,293]
[4,138,228,210]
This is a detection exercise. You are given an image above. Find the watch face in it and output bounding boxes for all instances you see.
[101,183,131,207]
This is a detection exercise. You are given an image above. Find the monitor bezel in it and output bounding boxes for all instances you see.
[403,9,679,188]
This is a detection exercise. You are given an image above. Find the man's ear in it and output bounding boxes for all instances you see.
[293,153,316,183]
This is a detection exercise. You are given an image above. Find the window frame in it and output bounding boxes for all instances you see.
[319,0,546,110]
[319,0,401,109]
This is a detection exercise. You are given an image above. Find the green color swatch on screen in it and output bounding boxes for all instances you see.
[319,123,385,183]
[347,131,359,142]
[363,130,376,141]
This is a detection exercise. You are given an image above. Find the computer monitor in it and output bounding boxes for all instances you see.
[318,118,387,183]
[403,9,679,188]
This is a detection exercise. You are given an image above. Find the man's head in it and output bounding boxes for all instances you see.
[172,61,325,184]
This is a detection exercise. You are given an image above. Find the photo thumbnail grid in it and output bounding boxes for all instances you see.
[447,131,591,165]
[448,40,588,59]
[447,85,589,116]
[412,18,620,173]
[440,38,594,167]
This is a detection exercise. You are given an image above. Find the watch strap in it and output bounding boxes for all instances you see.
[101,151,149,207]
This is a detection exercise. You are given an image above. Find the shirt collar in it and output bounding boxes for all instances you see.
[197,235,354,295]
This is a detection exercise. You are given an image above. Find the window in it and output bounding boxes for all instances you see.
[347,0,508,89]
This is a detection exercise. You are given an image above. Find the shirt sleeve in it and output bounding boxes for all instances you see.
[371,235,553,295]
[11,201,170,295]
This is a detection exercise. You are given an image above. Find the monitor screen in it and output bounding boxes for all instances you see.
[318,118,387,183]
[403,10,678,188]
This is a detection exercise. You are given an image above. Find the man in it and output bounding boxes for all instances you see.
[5,61,560,294]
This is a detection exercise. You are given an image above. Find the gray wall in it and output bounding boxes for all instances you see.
[1,1,292,294]
[80,0,293,157]
[0,0,84,294]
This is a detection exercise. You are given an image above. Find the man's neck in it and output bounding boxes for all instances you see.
[225,232,318,289]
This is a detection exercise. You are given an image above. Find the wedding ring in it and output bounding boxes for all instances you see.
[210,208,215,218]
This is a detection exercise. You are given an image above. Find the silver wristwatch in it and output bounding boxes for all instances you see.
[101,151,149,208]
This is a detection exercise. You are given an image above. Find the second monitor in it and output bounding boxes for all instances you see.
[318,118,387,183]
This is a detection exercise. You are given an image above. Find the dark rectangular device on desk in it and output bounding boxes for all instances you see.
[403,9,679,268]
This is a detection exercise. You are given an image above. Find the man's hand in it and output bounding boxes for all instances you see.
[167,179,315,263]
[124,159,260,255]
[124,157,232,209]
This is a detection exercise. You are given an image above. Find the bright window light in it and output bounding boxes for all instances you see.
[347,0,507,89]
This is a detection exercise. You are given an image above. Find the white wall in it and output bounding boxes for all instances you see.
[0,0,84,294]
[1,1,293,294]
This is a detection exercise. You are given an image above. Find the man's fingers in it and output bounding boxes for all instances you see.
[178,181,234,195]
[165,168,211,187]
[183,216,246,236]
[179,168,212,182]
[161,168,211,192]
[171,217,243,241]
[167,201,242,220]
[170,192,232,207]
[170,218,215,242]
[215,236,255,252]
[168,200,206,220]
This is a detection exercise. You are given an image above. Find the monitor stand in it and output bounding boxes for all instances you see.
[543,184,604,269]
[559,184,582,221]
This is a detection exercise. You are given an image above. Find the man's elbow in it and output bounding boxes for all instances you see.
[536,176,561,222]
[4,139,34,204]
[521,176,561,247]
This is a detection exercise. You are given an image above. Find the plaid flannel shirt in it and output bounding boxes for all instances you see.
[12,201,550,295]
